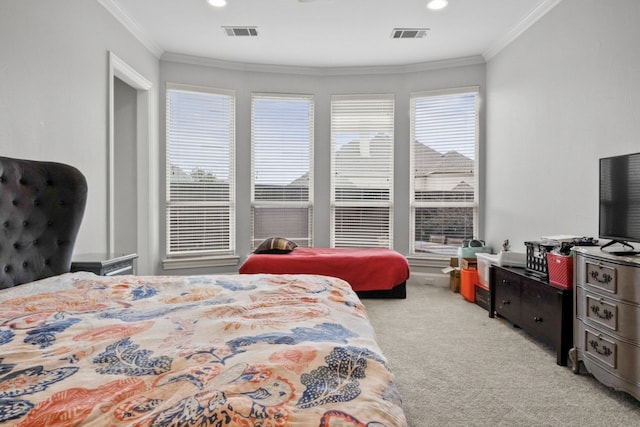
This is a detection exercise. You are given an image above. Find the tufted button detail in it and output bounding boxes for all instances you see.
[0,156,87,287]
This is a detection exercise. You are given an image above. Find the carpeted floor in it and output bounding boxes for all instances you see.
[362,280,640,427]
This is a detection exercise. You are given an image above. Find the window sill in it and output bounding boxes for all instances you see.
[407,254,451,269]
[162,255,240,270]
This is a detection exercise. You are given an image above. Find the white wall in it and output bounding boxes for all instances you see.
[485,0,640,252]
[0,1,483,276]
[159,58,486,274]
[3,0,637,275]
[0,0,159,255]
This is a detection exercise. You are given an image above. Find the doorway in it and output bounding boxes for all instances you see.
[108,52,156,274]
[113,77,137,255]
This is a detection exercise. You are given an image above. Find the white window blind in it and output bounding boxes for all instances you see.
[330,94,394,248]
[410,87,479,256]
[251,93,314,248]
[165,83,235,257]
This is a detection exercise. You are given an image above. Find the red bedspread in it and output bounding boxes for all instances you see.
[239,247,409,292]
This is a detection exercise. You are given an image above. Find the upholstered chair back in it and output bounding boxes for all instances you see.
[0,156,87,288]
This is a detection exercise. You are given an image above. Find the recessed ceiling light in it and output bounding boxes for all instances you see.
[208,0,227,7]
[427,0,448,10]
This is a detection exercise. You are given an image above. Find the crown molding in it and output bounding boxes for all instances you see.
[483,0,563,61]
[160,52,486,76]
[98,0,163,58]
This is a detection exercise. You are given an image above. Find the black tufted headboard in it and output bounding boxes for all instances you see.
[0,156,87,288]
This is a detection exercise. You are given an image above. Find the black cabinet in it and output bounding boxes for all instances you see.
[489,265,573,366]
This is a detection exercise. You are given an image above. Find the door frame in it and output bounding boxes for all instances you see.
[108,51,157,274]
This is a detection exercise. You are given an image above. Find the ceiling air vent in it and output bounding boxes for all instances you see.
[391,28,429,39]
[223,26,258,37]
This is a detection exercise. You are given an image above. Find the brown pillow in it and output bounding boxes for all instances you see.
[254,237,298,254]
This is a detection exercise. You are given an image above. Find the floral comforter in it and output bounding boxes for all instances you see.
[0,272,406,426]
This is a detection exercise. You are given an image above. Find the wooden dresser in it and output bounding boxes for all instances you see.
[489,265,573,366]
[570,247,640,401]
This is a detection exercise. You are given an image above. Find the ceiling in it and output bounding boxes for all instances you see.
[102,0,559,69]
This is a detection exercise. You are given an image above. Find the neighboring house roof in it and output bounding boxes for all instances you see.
[413,141,473,175]
[170,139,474,193]
[289,172,309,187]
[170,165,193,182]
[412,141,474,192]
[333,134,393,188]
[414,173,474,192]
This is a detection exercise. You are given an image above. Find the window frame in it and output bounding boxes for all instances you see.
[250,92,315,249]
[330,93,395,248]
[409,86,480,257]
[163,82,237,267]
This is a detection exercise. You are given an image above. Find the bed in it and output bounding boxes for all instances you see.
[0,272,407,426]
[240,247,410,299]
[0,157,407,426]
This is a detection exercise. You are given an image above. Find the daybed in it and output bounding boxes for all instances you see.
[240,246,410,299]
[0,157,407,426]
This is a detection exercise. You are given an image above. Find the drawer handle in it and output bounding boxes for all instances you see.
[533,316,543,322]
[590,304,615,321]
[502,279,509,285]
[501,300,510,305]
[590,270,613,284]
[589,338,613,357]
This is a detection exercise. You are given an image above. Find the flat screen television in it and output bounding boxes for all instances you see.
[599,152,640,255]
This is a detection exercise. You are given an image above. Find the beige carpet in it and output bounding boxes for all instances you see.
[362,280,640,427]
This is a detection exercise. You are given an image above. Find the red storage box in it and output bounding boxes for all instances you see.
[461,269,478,302]
[546,252,573,289]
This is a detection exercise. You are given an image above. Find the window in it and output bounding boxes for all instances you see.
[410,87,479,256]
[251,93,314,248]
[330,94,394,248]
[165,83,235,258]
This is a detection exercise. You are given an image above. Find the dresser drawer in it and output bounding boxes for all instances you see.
[584,260,617,293]
[584,291,618,331]
[577,255,640,302]
[576,321,640,383]
[493,269,521,323]
[521,281,560,347]
[577,287,640,339]
[584,328,617,369]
